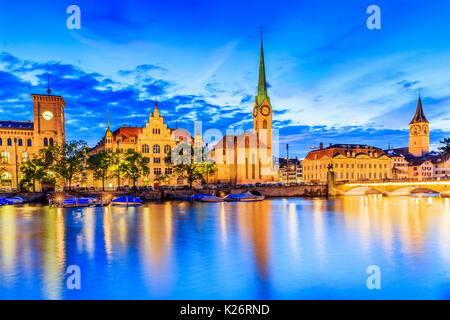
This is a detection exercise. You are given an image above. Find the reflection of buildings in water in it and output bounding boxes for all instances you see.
[82,208,96,258]
[103,207,112,261]
[287,203,300,257]
[0,206,16,287]
[236,201,272,280]
[441,199,450,264]
[313,200,327,266]
[219,202,227,244]
[139,203,174,292]
[42,207,66,300]
[341,196,443,261]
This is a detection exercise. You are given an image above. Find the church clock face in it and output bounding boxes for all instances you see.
[42,111,53,120]
[261,105,271,116]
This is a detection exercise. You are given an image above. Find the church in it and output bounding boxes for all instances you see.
[209,33,279,184]
[0,93,66,191]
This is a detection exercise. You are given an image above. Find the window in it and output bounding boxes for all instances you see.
[153,144,160,153]
[1,172,12,186]
[1,151,10,164]
[165,168,172,175]
[154,157,161,164]
[0,138,2,146]
[164,145,171,154]
[49,138,54,146]
[154,168,161,175]
[143,157,150,164]
[27,139,32,147]
[22,152,29,162]
[18,139,23,146]
[7,138,12,146]
[44,138,48,147]
[142,144,150,153]
[263,119,267,129]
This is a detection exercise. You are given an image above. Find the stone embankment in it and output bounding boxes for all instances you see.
[1,185,327,203]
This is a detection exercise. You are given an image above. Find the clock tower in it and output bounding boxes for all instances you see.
[252,32,273,153]
[408,95,429,157]
[32,94,66,149]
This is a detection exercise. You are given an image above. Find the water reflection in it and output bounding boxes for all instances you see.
[0,197,449,299]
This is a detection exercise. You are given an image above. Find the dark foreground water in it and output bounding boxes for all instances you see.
[0,196,449,300]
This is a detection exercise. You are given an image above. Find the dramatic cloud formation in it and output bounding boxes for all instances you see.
[0,0,449,157]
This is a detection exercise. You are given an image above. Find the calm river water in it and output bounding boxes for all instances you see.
[0,196,449,300]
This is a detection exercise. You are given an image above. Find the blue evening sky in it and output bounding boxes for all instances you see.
[0,0,449,157]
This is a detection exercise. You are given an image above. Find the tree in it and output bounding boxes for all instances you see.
[87,150,113,191]
[172,143,204,189]
[200,146,217,184]
[439,138,450,157]
[41,140,89,189]
[122,150,149,187]
[20,156,46,192]
[110,152,126,188]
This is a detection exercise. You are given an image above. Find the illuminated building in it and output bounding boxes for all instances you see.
[89,102,194,188]
[209,33,278,184]
[302,144,391,184]
[0,93,65,191]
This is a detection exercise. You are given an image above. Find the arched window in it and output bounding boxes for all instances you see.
[18,139,23,146]
[142,144,150,153]
[44,138,48,147]
[1,151,10,164]
[1,172,12,186]
[7,138,12,146]
[22,151,29,162]
[49,138,54,146]
[0,138,2,146]
[153,144,160,153]
[263,119,267,129]
[27,139,32,147]
[164,145,171,154]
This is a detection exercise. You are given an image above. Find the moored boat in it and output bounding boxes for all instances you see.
[224,191,265,202]
[111,196,142,206]
[62,198,90,208]
[196,194,224,202]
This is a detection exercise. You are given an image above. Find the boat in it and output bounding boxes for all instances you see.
[62,198,90,208]
[0,198,14,205]
[5,196,26,204]
[224,191,265,202]
[111,196,142,206]
[193,194,224,202]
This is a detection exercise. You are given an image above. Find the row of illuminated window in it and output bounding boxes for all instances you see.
[142,144,171,154]
[0,138,32,147]
[305,172,388,180]
[152,168,172,175]
[1,151,30,164]
[304,163,389,171]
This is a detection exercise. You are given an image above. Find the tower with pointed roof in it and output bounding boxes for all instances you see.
[409,95,429,157]
[252,32,273,163]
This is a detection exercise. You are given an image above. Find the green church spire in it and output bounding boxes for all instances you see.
[256,31,270,107]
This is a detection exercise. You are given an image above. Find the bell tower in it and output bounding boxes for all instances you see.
[409,95,429,157]
[32,94,66,149]
[252,32,273,153]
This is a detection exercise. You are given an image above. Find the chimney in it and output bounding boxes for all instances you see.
[319,142,323,150]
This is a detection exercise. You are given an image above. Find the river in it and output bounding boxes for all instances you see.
[0,196,449,299]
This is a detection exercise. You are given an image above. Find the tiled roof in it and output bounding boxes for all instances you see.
[112,126,143,142]
[305,144,386,160]
[0,121,34,130]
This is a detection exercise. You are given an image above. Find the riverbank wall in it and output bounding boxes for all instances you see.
[1,185,327,203]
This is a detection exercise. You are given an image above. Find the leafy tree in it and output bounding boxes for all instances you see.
[87,150,113,191]
[110,152,126,188]
[122,150,149,187]
[172,143,204,189]
[439,138,450,157]
[200,146,217,184]
[41,140,89,190]
[20,156,46,192]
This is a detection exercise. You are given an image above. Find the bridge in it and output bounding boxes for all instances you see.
[334,179,450,196]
